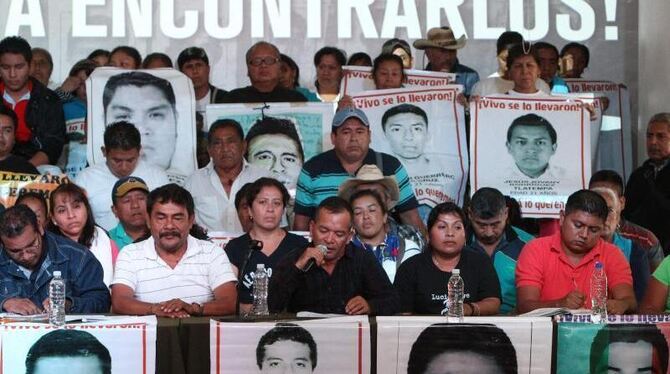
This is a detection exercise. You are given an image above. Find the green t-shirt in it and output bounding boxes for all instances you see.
[652,255,670,312]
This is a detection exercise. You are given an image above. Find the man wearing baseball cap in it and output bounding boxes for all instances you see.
[108,176,150,250]
[293,108,426,237]
[414,26,479,96]
[177,47,227,115]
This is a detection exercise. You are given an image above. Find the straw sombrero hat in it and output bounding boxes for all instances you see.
[413,27,467,50]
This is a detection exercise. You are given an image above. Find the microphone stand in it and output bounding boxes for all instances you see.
[236,239,263,317]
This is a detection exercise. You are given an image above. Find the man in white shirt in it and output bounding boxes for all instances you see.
[75,121,170,230]
[111,184,237,317]
[185,119,270,232]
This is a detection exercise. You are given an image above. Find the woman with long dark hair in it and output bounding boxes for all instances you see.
[48,183,118,286]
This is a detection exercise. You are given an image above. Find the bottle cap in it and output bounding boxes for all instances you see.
[53,271,61,277]
[256,264,265,269]
[452,269,460,275]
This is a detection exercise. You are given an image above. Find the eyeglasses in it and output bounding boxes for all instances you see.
[248,57,279,67]
[4,234,41,256]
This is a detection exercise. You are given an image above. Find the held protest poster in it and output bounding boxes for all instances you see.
[1,316,157,373]
[471,95,591,218]
[350,86,468,219]
[0,172,68,208]
[556,315,670,374]
[565,79,633,182]
[210,316,370,373]
[341,66,456,95]
[205,102,335,193]
[86,67,197,185]
[376,316,553,373]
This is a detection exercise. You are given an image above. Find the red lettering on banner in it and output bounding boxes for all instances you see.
[347,71,371,79]
[355,97,381,109]
[405,77,450,87]
[534,102,581,111]
[477,100,505,109]
[406,92,453,103]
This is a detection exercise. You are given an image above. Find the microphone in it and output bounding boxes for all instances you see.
[249,240,263,252]
[302,244,328,272]
[236,239,264,316]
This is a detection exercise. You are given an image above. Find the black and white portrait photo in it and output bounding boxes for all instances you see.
[471,96,590,218]
[211,317,370,373]
[351,87,469,220]
[1,317,157,373]
[375,316,553,373]
[87,67,197,183]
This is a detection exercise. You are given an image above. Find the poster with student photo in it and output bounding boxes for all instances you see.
[555,315,670,374]
[341,65,456,95]
[1,316,157,373]
[471,95,591,218]
[205,102,335,192]
[210,316,370,374]
[376,316,553,373]
[350,86,468,220]
[86,67,197,185]
[565,79,633,181]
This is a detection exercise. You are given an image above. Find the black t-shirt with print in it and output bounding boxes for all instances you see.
[225,232,308,304]
[394,247,501,315]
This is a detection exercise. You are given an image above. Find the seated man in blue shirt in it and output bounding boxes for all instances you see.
[0,205,110,315]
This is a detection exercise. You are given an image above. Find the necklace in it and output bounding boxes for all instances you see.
[431,253,459,271]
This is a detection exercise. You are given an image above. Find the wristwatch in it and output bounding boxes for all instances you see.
[191,302,204,316]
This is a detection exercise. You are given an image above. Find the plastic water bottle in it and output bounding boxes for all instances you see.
[447,269,464,322]
[49,271,66,327]
[251,264,269,316]
[590,261,608,323]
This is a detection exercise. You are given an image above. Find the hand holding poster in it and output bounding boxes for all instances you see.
[565,79,633,181]
[471,96,591,218]
[210,316,370,373]
[86,67,197,184]
[350,86,468,219]
[1,316,157,373]
[341,65,456,96]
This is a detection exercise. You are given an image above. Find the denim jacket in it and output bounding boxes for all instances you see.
[0,232,110,313]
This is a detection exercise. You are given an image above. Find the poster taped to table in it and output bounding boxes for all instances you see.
[86,67,197,185]
[205,102,335,192]
[341,65,456,95]
[376,316,553,373]
[350,86,468,219]
[0,172,68,207]
[556,315,670,374]
[1,315,157,373]
[210,316,370,374]
[565,79,633,181]
[471,95,591,218]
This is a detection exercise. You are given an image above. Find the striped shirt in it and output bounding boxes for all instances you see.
[112,235,236,304]
[294,149,418,218]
